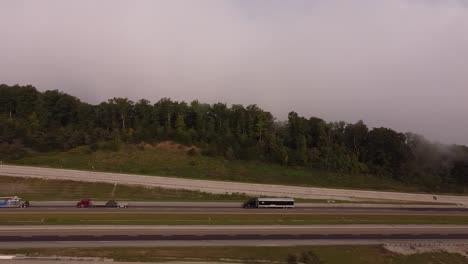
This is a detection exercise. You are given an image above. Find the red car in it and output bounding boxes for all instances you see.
[76,199,128,208]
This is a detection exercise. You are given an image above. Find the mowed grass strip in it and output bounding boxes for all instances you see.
[2,213,468,225]
[0,175,248,201]
[1,246,467,264]
[0,175,440,204]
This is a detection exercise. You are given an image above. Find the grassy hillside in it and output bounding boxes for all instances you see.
[11,142,420,192]
[0,176,248,201]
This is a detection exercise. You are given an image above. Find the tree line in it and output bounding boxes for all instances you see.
[1,84,467,191]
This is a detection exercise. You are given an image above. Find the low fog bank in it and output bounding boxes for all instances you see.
[1,0,467,145]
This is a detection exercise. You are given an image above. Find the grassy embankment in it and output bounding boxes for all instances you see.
[2,213,468,225]
[11,142,422,192]
[1,246,467,263]
[0,175,445,204]
[0,176,248,201]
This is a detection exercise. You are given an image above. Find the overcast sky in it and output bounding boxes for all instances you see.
[1,0,467,145]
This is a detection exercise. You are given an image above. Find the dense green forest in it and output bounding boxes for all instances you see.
[1,84,467,192]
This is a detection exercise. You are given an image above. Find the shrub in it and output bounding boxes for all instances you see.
[187,148,199,156]
[0,141,28,160]
[301,251,323,264]
[287,254,298,264]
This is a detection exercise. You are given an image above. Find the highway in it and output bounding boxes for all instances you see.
[2,207,468,215]
[2,164,468,204]
[1,225,468,244]
[3,233,468,242]
[2,165,468,249]
[2,224,468,234]
[2,202,468,215]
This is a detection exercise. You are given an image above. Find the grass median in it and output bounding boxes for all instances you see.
[1,245,467,264]
[2,213,468,225]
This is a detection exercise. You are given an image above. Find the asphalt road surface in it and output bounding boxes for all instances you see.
[2,224,468,233]
[2,164,468,204]
[2,225,468,248]
[2,239,468,248]
[1,225,468,243]
[2,206,468,215]
[2,202,468,215]
[3,233,468,242]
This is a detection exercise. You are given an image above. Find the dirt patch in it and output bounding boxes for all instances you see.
[155,141,200,153]
[384,242,468,257]
[136,142,155,150]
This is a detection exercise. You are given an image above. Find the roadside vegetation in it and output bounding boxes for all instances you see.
[2,213,468,225]
[1,85,468,193]
[1,175,444,204]
[11,143,420,192]
[0,176,248,201]
[1,246,467,264]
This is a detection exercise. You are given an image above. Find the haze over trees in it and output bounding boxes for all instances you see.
[1,84,467,192]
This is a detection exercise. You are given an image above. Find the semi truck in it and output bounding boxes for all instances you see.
[242,197,294,209]
[76,198,128,208]
[0,196,30,208]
